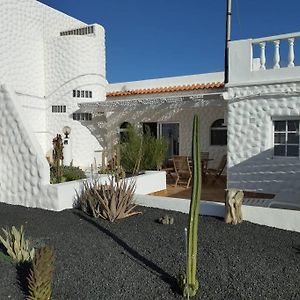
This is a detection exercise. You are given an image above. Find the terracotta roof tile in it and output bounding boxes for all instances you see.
[107,81,224,97]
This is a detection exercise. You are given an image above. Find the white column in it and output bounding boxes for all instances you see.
[259,42,266,70]
[273,40,280,69]
[288,38,295,67]
[63,137,72,166]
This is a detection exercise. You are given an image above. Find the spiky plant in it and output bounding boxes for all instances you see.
[27,246,54,300]
[77,176,141,222]
[178,115,201,297]
[0,225,35,263]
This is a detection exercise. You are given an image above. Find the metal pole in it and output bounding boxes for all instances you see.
[224,0,232,84]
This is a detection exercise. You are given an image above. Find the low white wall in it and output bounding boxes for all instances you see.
[133,171,166,194]
[134,194,300,232]
[52,171,165,211]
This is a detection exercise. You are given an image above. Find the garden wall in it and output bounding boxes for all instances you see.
[134,195,300,232]
[0,85,57,209]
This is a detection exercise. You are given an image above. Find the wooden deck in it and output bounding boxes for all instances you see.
[150,175,227,202]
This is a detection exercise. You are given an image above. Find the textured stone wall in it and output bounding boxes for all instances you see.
[227,82,300,194]
[0,85,58,210]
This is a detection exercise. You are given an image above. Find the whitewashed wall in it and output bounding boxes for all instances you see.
[45,24,106,167]
[0,0,106,167]
[0,86,59,209]
[227,82,300,196]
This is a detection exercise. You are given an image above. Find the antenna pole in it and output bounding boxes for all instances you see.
[224,0,232,84]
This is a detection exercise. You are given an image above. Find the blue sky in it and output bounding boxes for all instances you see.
[38,0,300,83]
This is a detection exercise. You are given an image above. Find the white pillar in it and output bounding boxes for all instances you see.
[63,137,72,166]
[288,38,295,67]
[259,42,266,70]
[273,40,281,69]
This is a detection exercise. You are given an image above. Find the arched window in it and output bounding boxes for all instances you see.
[210,119,227,146]
[119,122,131,142]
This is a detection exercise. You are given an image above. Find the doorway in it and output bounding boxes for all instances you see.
[142,122,180,162]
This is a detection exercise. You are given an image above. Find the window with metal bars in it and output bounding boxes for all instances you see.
[52,105,66,113]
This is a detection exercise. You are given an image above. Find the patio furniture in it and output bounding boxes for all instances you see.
[160,164,175,182]
[172,155,192,188]
[200,152,213,182]
[206,154,227,184]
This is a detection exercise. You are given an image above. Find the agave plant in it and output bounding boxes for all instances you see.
[0,225,35,263]
[27,246,54,300]
[77,176,141,222]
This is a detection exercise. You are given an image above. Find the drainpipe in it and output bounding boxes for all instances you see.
[224,0,232,84]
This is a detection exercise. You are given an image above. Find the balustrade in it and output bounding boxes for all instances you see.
[252,32,300,70]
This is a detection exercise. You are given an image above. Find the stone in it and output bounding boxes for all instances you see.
[224,188,244,225]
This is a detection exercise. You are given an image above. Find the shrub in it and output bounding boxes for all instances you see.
[119,124,143,174]
[0,225,35,263]
[50,165,86,184]
[77,176,141,222]
[27,246,54,300]
[141,127,168,170]
[62,166,86,182]
[120,124,168,174]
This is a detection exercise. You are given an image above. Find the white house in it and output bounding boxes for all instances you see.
[1,0,300,210]
[0,0,106,167]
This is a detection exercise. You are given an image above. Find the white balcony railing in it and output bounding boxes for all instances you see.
[252,32,300,71]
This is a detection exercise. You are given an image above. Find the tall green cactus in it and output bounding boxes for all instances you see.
[179,115,201,297]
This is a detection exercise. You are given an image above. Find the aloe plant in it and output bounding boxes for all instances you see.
[27,246,54,300]
[77,176,142,222]
[178,115,201,297]
[0,225,35,263]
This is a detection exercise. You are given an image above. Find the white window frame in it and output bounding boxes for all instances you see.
[273,117,300,157]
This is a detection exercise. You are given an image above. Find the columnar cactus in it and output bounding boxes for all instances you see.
[27,246,55,300]
[179,115,201,297]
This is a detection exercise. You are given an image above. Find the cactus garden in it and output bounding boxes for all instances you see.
[0,202,299,299]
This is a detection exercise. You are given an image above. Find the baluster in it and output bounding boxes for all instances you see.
[288,38,295,67]
[259,42,266,70]
[273,40,280,69]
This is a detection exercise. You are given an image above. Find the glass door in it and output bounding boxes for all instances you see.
[159,123,180,163]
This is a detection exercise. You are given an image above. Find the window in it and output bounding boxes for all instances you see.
[52,105,66,113]
[73,90,93,98]
[119,122,131,142]
[72,113,92,121]
[60,26,95,37]
[274,120,300,157]
[210,119,227,146]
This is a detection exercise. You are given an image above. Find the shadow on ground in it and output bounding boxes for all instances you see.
[73,210,181,295]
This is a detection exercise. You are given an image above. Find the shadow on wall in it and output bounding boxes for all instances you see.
[228,148,300,195]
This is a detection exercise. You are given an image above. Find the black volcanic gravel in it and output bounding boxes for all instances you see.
[0,202,299,299]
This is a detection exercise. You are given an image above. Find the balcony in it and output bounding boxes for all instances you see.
[228,32,300,86]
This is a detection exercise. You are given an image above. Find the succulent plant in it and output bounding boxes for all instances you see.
[77,176,141,222]
[0,225,35,263]
[27,246,54,300]
[178,115,201,297]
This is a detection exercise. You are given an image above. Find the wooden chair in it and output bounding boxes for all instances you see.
[206,154,227,184]
[172,155,192,188]
[201,151,210,174]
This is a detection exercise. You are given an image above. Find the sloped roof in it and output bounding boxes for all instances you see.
[107,82,224,97]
